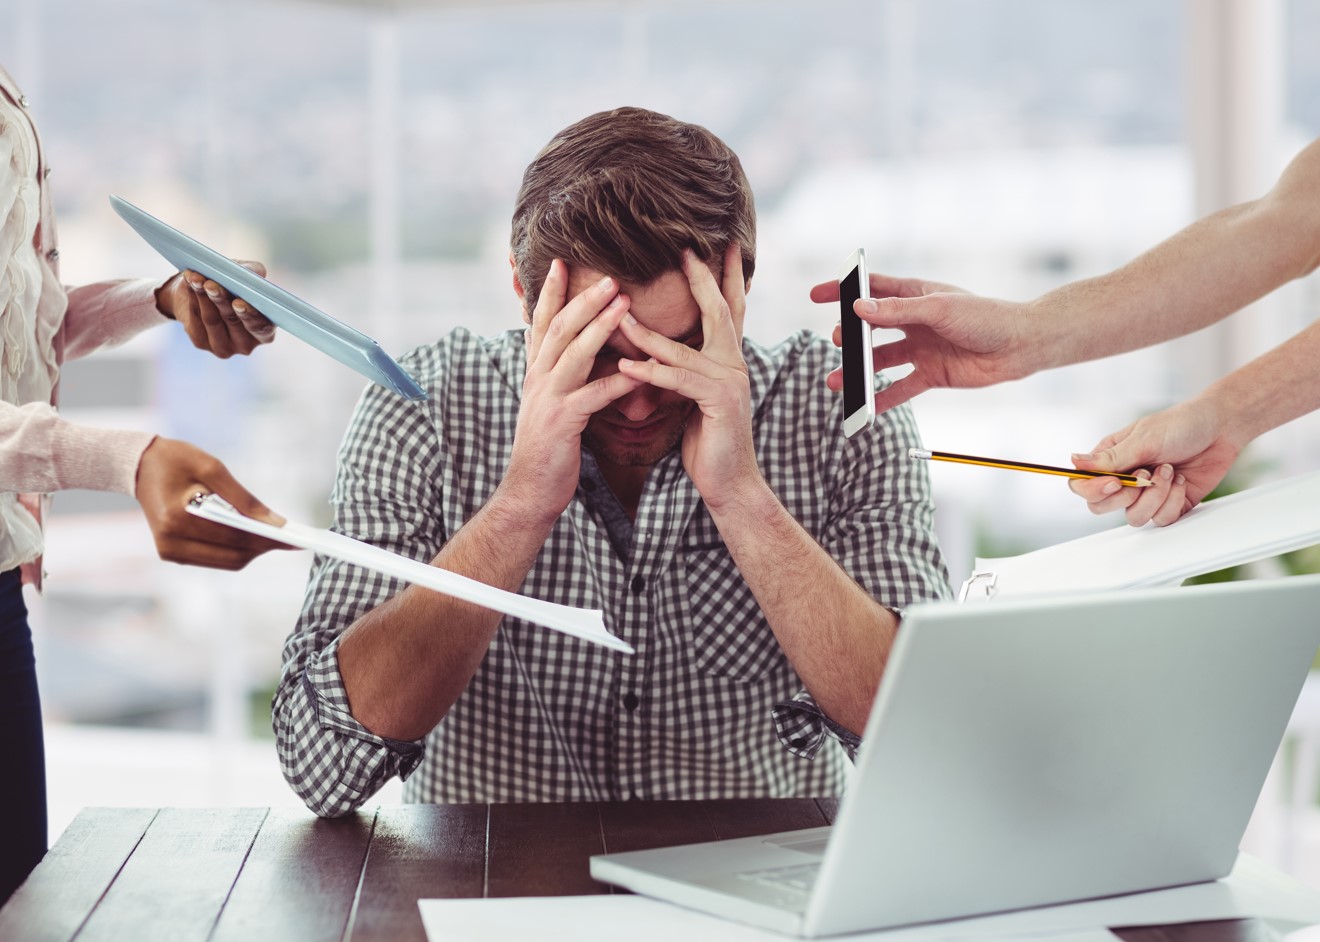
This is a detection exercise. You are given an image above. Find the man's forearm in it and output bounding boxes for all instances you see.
[708,480,897,736]
[1201,318,1320,448]
[1031,138,1320,373]
[336,488,557,741]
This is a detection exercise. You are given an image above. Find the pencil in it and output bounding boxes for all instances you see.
[908,448,1154,487]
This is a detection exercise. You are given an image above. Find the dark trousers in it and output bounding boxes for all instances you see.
[0,568,46,904]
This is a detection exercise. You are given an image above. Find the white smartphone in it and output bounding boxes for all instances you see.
[839,248,874,437]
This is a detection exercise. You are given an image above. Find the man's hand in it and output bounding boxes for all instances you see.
[135,437,290,569]
[156,263,276,358]
[616,244,760,509]
[502,259,642,521]
[810,273,1035,414]
[1067,397,1242,527]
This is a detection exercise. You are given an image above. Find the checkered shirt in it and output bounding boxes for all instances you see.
[274,327,951,816]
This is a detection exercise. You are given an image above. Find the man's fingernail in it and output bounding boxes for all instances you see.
[597,276,614,291]
[1072,452,1093,462]
[1103,480,1121,495]
[856,299,878,315]
[1159,464,1174,480]
[622,313,637,326]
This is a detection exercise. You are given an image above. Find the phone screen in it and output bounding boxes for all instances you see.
[840,260,869,419]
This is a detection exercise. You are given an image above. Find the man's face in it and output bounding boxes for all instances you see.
[564,266,704,469]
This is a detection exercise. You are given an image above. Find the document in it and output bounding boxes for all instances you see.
[963,469,1320,601]
[418,854,1320,942]
[187,495,632,653]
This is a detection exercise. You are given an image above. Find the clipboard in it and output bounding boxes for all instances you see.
[110,195,427,401]
[957,469,1320,602]
[187,494,632,653]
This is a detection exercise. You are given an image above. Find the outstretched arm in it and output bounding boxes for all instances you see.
[812,136,1320,414]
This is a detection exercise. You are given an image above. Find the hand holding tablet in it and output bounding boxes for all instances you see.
[111,195,426,401]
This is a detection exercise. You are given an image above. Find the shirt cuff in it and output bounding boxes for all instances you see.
[48,419,156,496]
[304,635,426,780]
[772,690,862,761]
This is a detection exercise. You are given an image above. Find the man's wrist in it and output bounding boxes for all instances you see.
[704,473,778,528]
[485,480,564,535]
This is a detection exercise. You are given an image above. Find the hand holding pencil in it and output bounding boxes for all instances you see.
[912,394,1244,529]
[1068,396,1244,528]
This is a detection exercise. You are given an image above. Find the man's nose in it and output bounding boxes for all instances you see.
[615,384,665,422]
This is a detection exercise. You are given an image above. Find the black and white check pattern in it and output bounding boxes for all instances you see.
[274,328,950,816]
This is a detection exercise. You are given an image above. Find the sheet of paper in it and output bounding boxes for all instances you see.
[186,494,632,653]
[419,855,1320,942]
[968,469,1320,600]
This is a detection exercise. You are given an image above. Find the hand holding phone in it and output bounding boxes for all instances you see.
[839,248,874,437]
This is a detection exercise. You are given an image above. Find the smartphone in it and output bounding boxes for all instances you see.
[839,248,874,437]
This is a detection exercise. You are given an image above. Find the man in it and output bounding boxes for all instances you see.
[275,107,949,816]
[811,136,1320,527]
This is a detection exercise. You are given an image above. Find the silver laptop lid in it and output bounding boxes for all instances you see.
[807,574,1320,935]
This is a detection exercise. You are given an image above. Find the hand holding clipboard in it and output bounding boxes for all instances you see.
[111,196,426,401]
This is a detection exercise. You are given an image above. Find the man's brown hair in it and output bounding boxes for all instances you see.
[510,106,756,314]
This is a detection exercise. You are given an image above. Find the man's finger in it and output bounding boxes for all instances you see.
[527,260,567,366]
[870,374,929,415]
[534,269,619,372]
[810,280,841,304]
[617,355,721,403]
[555,295,631,386]
[568,370,647,416]
[855,295,947,330]
[870,337,915,373]
[618,313,723,382]
[721,243,747,339]
[681,250,738,358]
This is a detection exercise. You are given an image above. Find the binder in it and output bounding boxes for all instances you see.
[958,469,1320,602]
[110,195,426,401]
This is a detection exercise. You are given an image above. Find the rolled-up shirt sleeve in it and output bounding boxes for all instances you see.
[772,690,863,761]
[272,369,448,816]
[274,621,425,817]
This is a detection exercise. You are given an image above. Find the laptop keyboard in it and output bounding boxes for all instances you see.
[736,862,820,894]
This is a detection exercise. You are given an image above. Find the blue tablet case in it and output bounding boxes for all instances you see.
[111,195,426,401]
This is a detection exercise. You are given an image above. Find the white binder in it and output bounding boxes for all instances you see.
[958,469,1320,602]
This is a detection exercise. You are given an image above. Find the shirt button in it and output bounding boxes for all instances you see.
[42,166,51,179]
[630,575,645,595]
[18,95,29,108]
[46,248,59,262]
[622,692,640,712]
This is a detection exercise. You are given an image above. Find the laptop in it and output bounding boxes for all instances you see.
[590,574,1320,938]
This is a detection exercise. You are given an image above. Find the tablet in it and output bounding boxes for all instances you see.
[110,195,427,401]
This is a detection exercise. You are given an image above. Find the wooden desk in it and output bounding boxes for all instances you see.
[0,800,1283,942]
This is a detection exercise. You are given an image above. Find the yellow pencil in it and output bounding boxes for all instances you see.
[908,448,1154,487]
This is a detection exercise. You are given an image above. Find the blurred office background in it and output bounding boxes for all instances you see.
[4,0,1320,883]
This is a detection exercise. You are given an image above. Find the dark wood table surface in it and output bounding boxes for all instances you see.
[0,800,1286,942]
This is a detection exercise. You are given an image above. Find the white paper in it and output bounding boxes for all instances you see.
[186,495,632,653]
[967,469,1320,601]
[419,855,1320,942]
